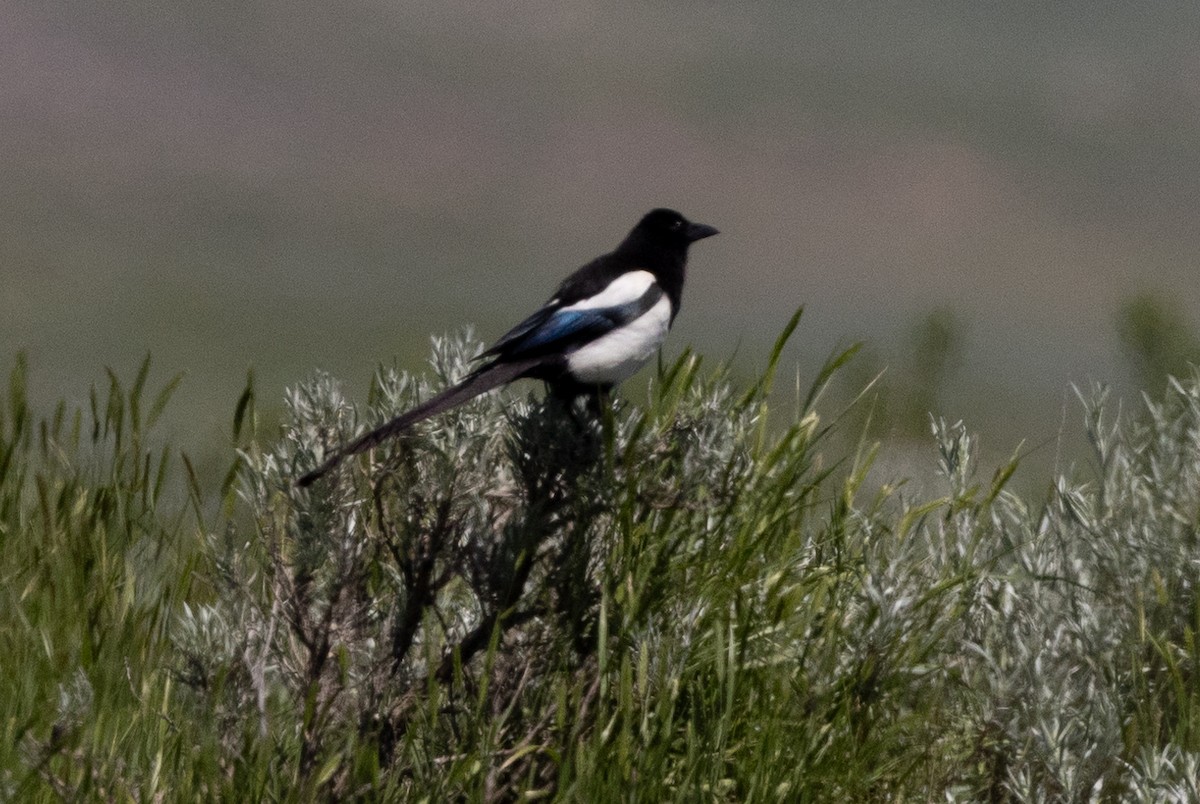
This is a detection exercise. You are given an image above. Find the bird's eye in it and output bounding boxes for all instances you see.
[670,219,684,231]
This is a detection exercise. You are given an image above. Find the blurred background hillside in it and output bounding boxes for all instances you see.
[5,0,1200,474]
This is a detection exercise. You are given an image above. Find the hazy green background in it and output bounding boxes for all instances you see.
[5,0,1200,460]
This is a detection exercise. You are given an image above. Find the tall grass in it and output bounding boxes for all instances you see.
[3,318,1200,800]
[0,355,194,800]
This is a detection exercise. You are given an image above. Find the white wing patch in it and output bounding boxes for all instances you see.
[561,271,656,312]
[566,295,673,385]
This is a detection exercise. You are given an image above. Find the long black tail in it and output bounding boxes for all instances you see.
[296,358,543,487]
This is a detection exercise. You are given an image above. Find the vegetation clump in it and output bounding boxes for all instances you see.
[3,316,1200,800]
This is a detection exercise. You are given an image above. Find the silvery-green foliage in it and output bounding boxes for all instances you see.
[14,323,1200,799]
[170,324,1200,800]
[1124,744,1200,802]
[176,332,672,783]
[55,670,93,738]
[930,378,1200,801]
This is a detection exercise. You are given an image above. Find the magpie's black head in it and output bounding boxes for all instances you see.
[629,208,719,250]
[615,208,716,317]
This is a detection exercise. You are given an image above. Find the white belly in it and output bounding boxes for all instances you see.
[565,296,673,385]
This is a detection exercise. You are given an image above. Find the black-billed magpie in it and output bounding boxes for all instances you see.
[297,208,718,486]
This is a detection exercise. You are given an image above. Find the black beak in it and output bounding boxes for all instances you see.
[685,222,719,242]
